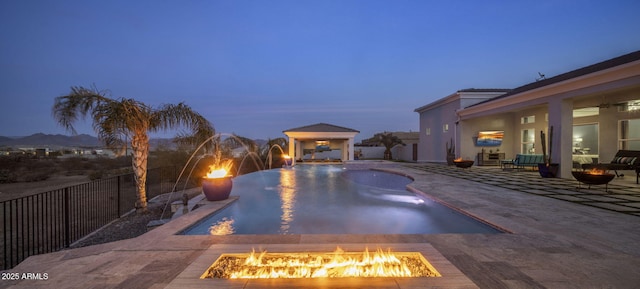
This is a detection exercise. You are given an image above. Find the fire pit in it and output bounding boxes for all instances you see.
[572,169,615,192]
[453,158,474,168]
[202,160,234,201]
[201,247,441,279]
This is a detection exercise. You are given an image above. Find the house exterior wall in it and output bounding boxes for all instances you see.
[458,112,515,160]
[416,99,460,162]
[415,90,510,163]
[391,139,418,161]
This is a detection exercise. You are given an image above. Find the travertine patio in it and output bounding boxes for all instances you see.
[2,162,639,288]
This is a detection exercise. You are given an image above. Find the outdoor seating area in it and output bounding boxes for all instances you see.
[582,150,640,183]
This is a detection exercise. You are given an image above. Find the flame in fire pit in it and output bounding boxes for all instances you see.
[201,247,441,279]
[587,168,607,175]
[205,159,234,178]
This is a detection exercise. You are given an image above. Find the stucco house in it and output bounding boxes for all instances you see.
[415,50,640,178]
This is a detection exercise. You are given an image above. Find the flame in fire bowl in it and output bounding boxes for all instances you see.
[166,244,477,288]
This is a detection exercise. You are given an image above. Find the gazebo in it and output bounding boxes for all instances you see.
[283,123,359,165]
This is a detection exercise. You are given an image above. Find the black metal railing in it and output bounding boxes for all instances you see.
[1,166,185,270]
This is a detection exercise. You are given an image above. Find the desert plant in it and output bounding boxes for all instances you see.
[540,126,554,165]
[539,126,558,178]
[446,138,455,156]
[446,138,456,165]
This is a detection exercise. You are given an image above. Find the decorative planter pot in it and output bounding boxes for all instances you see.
[538,163,559,178]
[453,160,474,168]
[202,176,233,201]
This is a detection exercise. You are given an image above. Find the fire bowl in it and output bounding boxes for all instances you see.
[572,171,615,185]
[453,160,474,168]
[202,176,233,201]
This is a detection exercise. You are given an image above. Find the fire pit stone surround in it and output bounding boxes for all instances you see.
[165,243,478,288]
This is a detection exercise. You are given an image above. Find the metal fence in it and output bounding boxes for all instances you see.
[1,166,182,270]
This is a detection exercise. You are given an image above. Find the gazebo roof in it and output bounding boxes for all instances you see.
[283,123,360,133]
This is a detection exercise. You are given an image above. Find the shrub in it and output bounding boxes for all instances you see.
[88,170,104,180]
[21,168,56,182]
[0,169,17,183]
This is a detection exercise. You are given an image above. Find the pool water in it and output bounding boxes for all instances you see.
[181,165,502,235]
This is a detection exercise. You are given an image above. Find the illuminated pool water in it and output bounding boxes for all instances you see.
[181,165,502,235]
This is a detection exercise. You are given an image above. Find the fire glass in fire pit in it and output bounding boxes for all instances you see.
[200,247,441,279]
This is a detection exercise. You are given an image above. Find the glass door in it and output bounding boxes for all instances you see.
[522,129,535,154]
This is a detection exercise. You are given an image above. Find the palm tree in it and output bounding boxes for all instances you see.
[52,86,214,213]
[223,134,259,154]
[375,132,404,160]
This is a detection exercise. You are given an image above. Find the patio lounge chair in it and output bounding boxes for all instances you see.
[582,150,640,183]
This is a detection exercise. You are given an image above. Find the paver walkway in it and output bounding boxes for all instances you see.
[1,162,639,289]
[410,164,640,217]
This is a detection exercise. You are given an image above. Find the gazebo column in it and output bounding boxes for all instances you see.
[296,140,303,162]
[548,98,573,178]
[288,137,296,165]
[348,137,355,161]
[340,140,347,161]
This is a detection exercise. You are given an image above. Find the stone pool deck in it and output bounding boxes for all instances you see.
[2,162,640,288]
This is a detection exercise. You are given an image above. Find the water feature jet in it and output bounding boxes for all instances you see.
[265,144,291,169]
[159,133,265,220]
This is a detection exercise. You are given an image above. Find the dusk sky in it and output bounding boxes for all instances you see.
[1,1,639,142]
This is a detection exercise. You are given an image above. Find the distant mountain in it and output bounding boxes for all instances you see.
[0,133,101,147]
[0,133,268,150]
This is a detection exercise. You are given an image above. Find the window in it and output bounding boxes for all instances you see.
[573,123,599,154]
[619,119,640,150]
[521,129,535,154]
[425,128,431,136]
[443,124,449,132]
[521,115,535,124]
[315,140,330,151]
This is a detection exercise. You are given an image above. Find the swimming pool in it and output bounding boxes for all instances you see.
[181,165,502,235]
